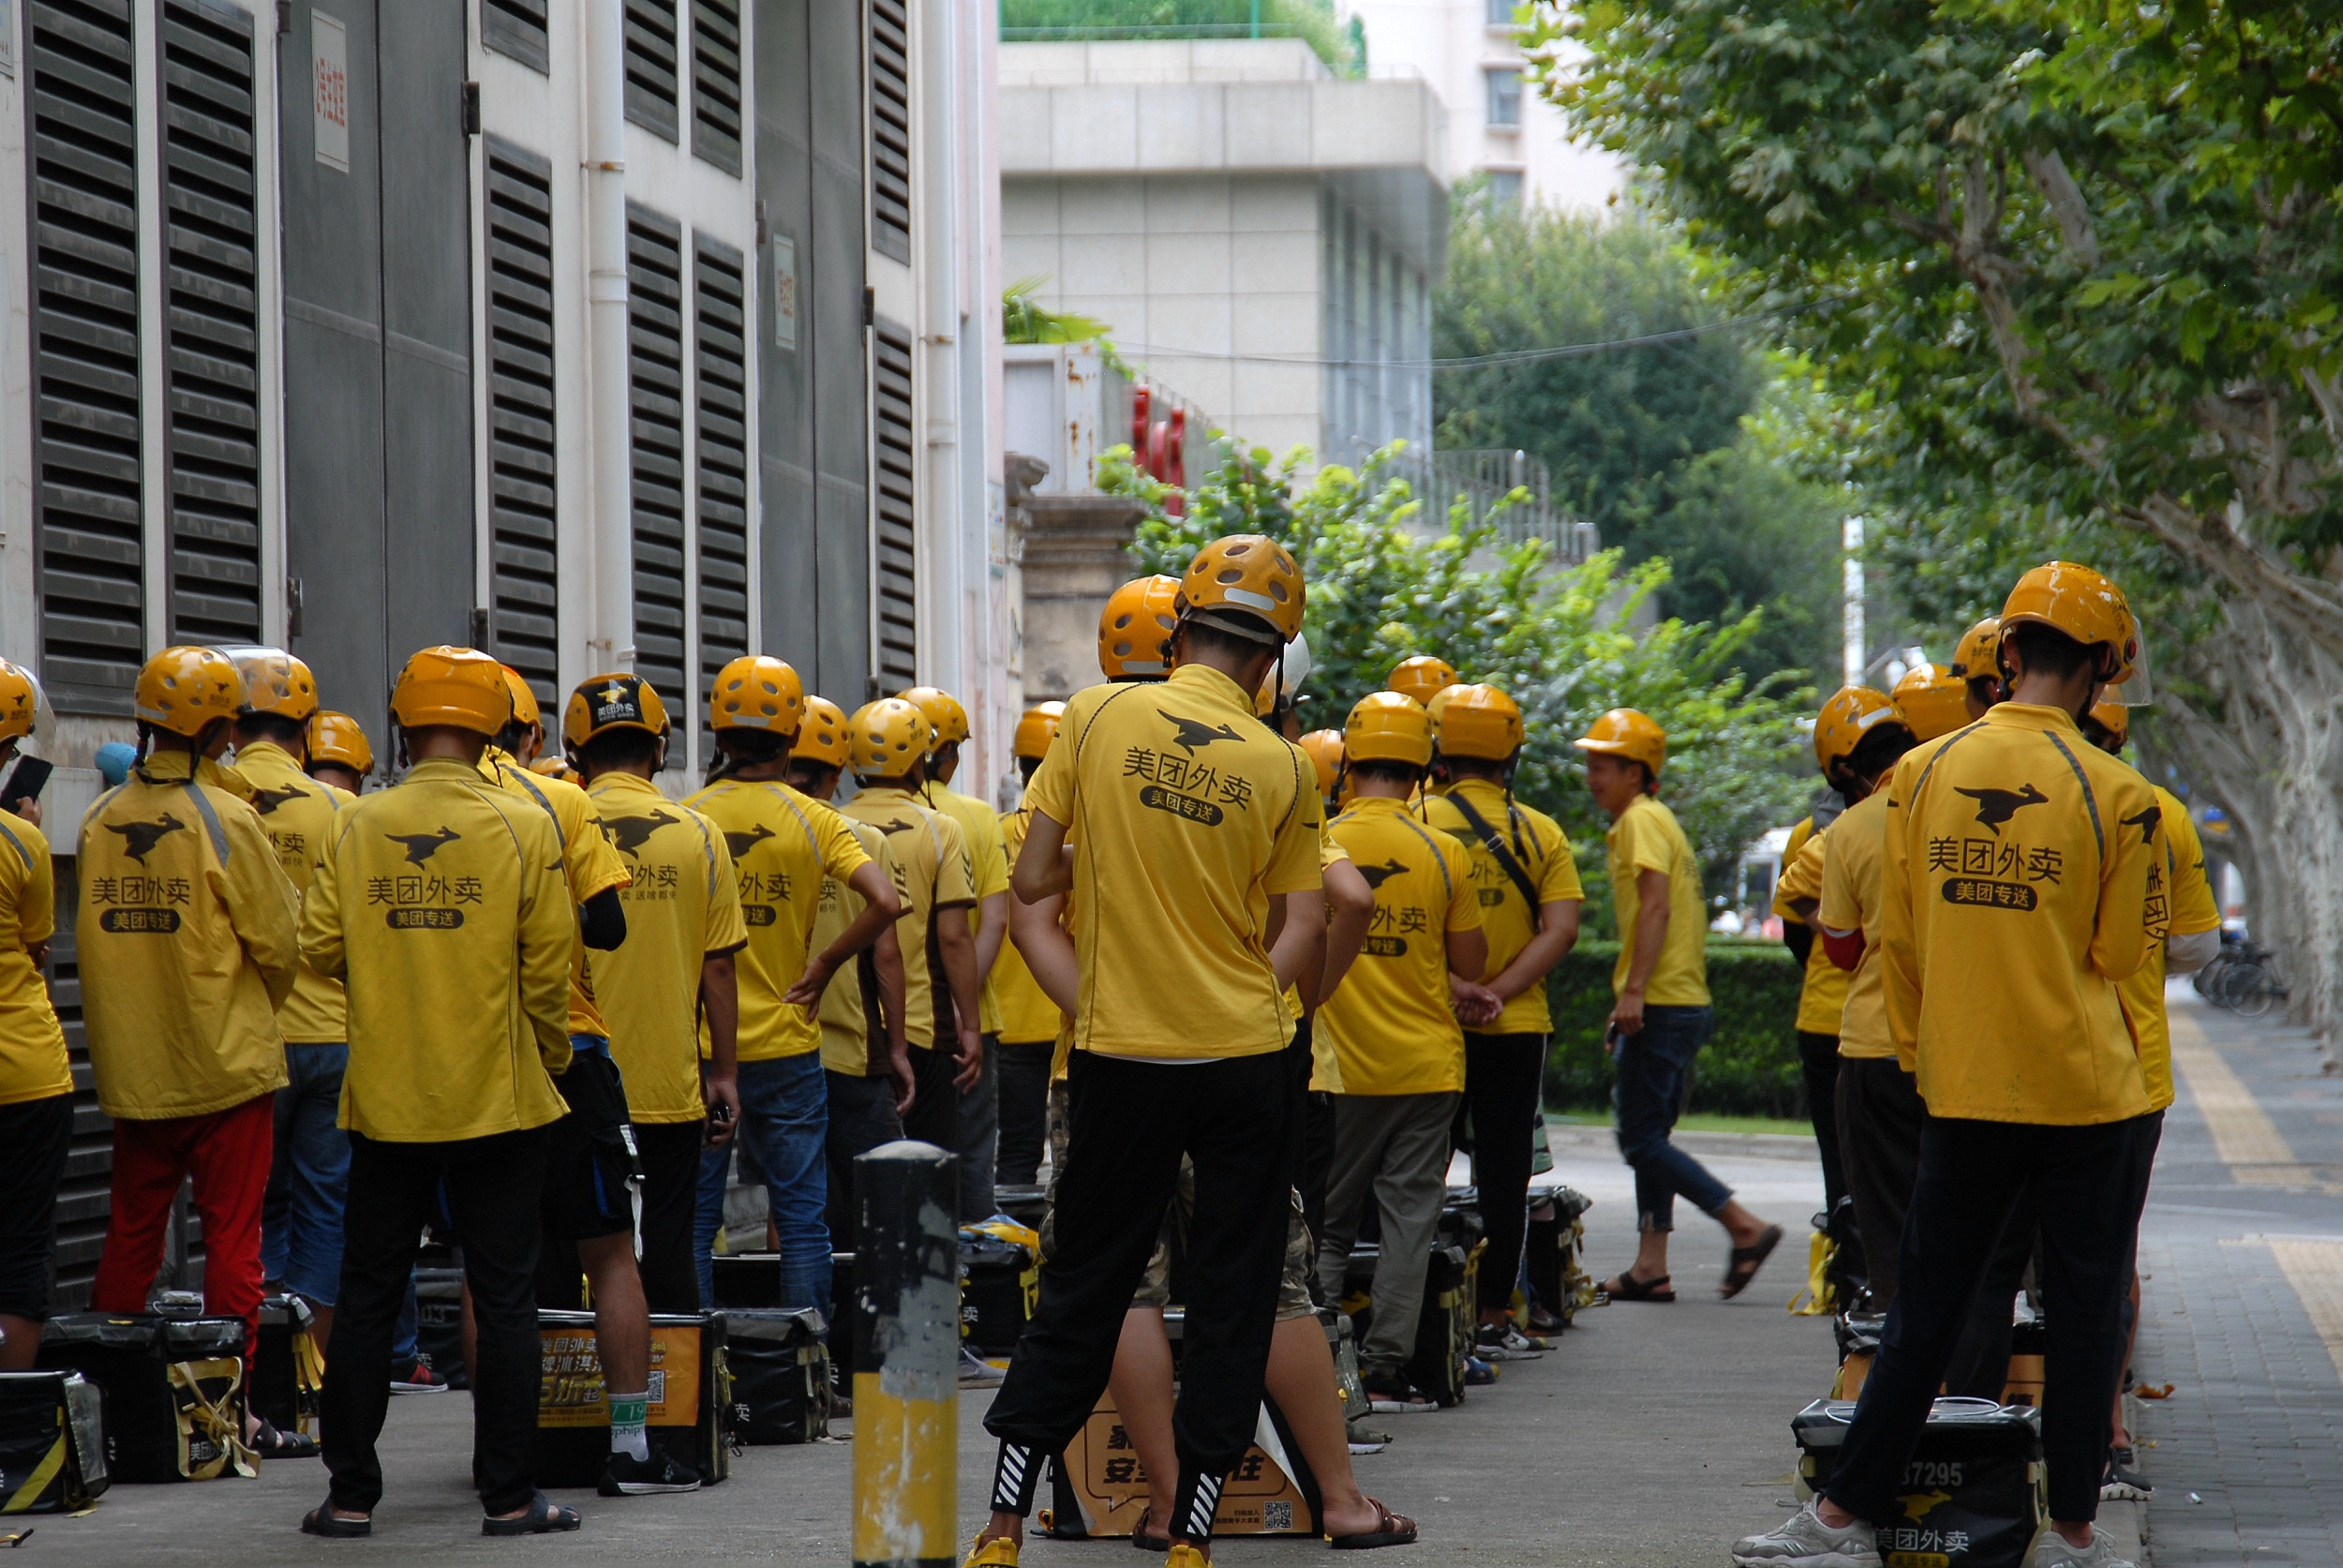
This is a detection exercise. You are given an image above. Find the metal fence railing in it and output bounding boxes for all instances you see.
[1374,447,1601,565]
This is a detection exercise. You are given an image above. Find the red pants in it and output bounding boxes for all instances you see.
[92,1093,275,1349]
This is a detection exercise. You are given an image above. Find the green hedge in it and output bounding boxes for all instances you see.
[1544,939,1806,1118]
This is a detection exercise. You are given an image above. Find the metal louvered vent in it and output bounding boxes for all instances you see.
[868,0,911,264]
[693,234,748,738]
[43,861,113,1312]
[624,0,680,142]
[26,0,144,713]
[872,316,916,688]
[627,205,689,708]
[159,0,261,648]
[485,139,560,706]
[689,0,742,175]
[483,0,550,73]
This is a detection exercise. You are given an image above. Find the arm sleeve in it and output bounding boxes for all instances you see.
[20,831,54,946]
[226,803,304,1009]
[703,828,748,954]
[1772,821,1813,919]
[1444,839,1482,933]
[516,818,578,1074]
[1538,817,1585,903]
[2089,778,2163,982]
[1261,781,1322,897]
[966,809,1010,900]
[1620,809,1674,877]
[816,801,874,883]
[565,799,631,903]
[1023,694,1085,826]
[1783,831,1829,912]
[300,815,350,982]
[931,814,977,907]
[2165,804,2220,936]
[1816,835,1860,936]
[579,886,625,950]
[1877,769,1923,1068]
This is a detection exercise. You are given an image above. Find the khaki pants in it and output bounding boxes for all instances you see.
[1314,1090,1461,1376]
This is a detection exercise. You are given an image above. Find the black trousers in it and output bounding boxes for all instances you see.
[1300,1089,1336,1257]
[1797,1030,1848,1213]
[994,1039,1055,1187]
[825,1069,905,1249]
[1824,1114,2155,1526]
[987,1046,1296,1479]
[0,1094,73,1322]
[902,1042,960,1154]
[1836,1055,1925,1312]
[634,1120,705,1312]
[1453,1031,1545,1315]
[324,1127,548,1516]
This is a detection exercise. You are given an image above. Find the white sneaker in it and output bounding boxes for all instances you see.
[1472,1323,1545,1361]
[1731,1502,1883,1568]
[2030,1528,2137,1568]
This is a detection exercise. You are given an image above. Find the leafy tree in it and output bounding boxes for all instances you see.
[1002,278,1112,347]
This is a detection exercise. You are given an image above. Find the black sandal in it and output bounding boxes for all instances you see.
[482,1490,582,1537]
[1329,1496,1419,1549]
[1721,1224,1785,1300]
[301,1501,371,1538]
[1601,1269,1676,1303]
[253,1418,320,1460]
[1130,1505,1170,1552]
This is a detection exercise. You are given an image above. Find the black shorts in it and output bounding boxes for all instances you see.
[542,1047,638,1242]
[0,1092,74,1321]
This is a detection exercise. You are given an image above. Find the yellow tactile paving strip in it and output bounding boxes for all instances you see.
[2264,1241,2343,1384]
[2169,1008,2324,1188]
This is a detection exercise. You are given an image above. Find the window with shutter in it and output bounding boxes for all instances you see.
[624,0,680,142]
[25,0,144,713]
[868,0,910,264]
[485,140,560,707]
[689,0,741,176]
[693,235,748,740]
[627,205,689,708]
[42,861,112,1311]
[871,316,916,689]
[483,0,550,74]
[159,0,261,649]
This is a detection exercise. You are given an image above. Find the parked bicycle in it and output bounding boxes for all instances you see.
[2197,936,2288,1019]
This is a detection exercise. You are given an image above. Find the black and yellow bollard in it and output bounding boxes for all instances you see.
[852,1140,960,1567]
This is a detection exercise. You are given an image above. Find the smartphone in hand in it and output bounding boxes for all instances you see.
[1,755,52,815]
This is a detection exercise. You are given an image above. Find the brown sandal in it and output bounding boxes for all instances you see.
[1601,1269,1676,1303]
[1329,1496,1418,1549]
[1131,1504,1169,1552]
[1721,1224,1784,1300]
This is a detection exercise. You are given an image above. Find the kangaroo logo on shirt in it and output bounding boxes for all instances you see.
[2122,803,2161,846]
[248,784,306,816]
[384,828,461,865]
[1355,858,1408,891]
[604,810,677,857]
[876,819,915,836]
[1953,784,2048,835]
[106,814,187,864]
[723,824,774,861]
[1159,713,1246,754]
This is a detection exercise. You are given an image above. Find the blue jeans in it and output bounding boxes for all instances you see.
[262,1042,351,1304]
[695,1053,830,1311]
[1612,1005,1731,1232]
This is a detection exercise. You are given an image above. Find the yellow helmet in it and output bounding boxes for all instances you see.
[564,672,670,750]
[530,755,577,784]
[2084,696,2130,748]
[1573,708,1665,776]
[136,646,244,738]
[1388,655,1458,708]
[1176,534,1305,644]
[1812,686,1899,776]
[221,647,319,723]
[1297,729,1344,797]
[391,647,514,736]
[1434,683,1523,761]
[899,686,970,750]
[1344,691,1432,768]
[1949,617,2002,685]
[306,710,374,774]
[1013,701,1065,761]
[848,697,932,778]
[0,661,42,744]
[1098,575,1182,680]
[1999,562,2139,682]
[792,696,851,769]
[709,655,807,733]
[498,665,542,733]
[1891,664,1970,744]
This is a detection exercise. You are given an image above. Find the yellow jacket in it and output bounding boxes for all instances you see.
[479,747,630,1038]
[233,740,354,1044]
[1879,704,2168,1125]
[0,806,68,1106]
[78,753,302,1118]
[1773,816,1850,1036]
[303,757,575,1142]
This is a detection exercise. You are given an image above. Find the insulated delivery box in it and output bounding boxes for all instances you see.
[724,1308,829,1444]
[537,1310,731,1488]
[1793,1397,2044,1568]
[37,1314,252,1483]
[1046,1391,1320,1540]
[247,1294,325,1438]
[0,1370,108,1513]
[961,1219,1039,1357]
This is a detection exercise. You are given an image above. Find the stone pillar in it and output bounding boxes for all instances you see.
[1018,493,1151,705]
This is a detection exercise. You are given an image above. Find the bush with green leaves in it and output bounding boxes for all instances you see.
[1545,941,1806,1117]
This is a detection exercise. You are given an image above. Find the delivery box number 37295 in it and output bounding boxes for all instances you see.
[1901,1459,1963,1489]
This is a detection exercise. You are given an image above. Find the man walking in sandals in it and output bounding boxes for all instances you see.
[1574,709,1783,1303]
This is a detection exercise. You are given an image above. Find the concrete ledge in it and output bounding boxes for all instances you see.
[1549,1120,1824,1167]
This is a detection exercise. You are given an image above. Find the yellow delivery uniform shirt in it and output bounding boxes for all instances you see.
[990,802,1062,1047]
[303,757,575,1142]
[1027,663,1321,1060]
[1420,778,1582,1035]
[480,747,629,1039]
[1775,815,1851,1036]
[925,783,1011,1034]
[816,819,898,1076]
[1604,792,1709,1007]
[585,771,748,1123]
[687,777,873,1060]
[1314,797,1481,1095]
[1815,791,1895,1059]
[837,785,975,1052]
[0,806,68,1106]
[1879,703,2168,1126]
[79,753,301,1119]
[2121,784,2219,1112]
[235,739,354,1045]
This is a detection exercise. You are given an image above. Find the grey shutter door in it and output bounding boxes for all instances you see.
[158,0,262,648]
[483,0,549,73]
[485,139,560,705]
[624,0,679,142]
[871,315,915,689]
[693,233,748,746]
[627,204,688,705]
[25,0,144,713]
[42,861,115,1311]
[867,0,910,264]
[689,0,741,175]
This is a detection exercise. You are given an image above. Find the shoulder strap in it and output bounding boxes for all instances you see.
[1445,790,1542,925]
[1391,814,1457,904]
[0,814,33,871]
[182,780,231,865]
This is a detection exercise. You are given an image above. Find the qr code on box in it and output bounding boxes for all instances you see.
[1264,1502,1291,1531]
[647,1371,666,1404]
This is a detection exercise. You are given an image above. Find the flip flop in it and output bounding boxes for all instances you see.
[300,1501,371,1538]
[1600,1269,1676,1303]
[1721,1224,1785,1300]
[1329,1496,1419,1550]
[482,1490,582,1537]
[1131,1504,1170,1553]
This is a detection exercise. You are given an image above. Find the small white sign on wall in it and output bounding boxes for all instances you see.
[312,10,350,173]
[772,235,798,351]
